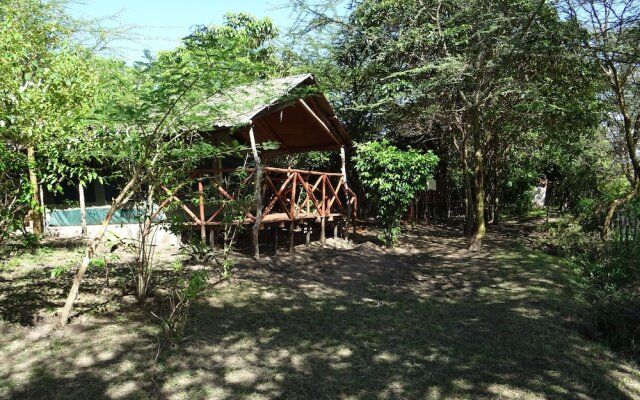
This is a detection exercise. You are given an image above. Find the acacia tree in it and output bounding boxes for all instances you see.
[560,0,640,238]
[58,13,279,326]
[292,0,600,250]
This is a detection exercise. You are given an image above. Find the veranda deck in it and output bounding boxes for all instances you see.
[153,166,357,232]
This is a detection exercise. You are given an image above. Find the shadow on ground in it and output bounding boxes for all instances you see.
[1,225,639,399]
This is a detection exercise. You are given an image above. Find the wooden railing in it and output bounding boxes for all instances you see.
[155,167,357,231]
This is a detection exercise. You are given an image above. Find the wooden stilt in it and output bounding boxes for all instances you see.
[333,223,338,240]
[274,226,278,256]
[289,221,295,253]
[249,124,263,259]
[340,146,352,239]
[79,182,87,237]
[305,225,311,249]
[321,216,326,248]
[198,180,206,243]
[208,228,216,249]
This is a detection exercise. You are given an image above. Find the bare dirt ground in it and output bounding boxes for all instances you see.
[1,223,640,399]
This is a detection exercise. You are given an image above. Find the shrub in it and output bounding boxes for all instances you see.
[353,140,439,246]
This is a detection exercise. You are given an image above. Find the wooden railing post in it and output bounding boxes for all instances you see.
[340,146,352,239]
[321,174,326,248]
[249,124,263,259]
[198,179,206,243]
[290,171,297,218]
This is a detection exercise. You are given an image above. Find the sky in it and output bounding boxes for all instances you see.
[68,0,297,63]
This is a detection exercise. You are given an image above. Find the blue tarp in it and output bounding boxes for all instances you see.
[46,206,153,226]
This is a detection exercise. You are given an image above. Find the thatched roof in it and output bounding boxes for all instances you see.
[205,74,351,157]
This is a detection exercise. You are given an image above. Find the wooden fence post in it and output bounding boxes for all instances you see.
[249,124,263,259]
[321,175,326,248]
[198,180,206,243]
[340,146,352,239]
[289,221,295,253]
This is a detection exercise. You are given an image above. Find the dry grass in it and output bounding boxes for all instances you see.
[1,224,640,399]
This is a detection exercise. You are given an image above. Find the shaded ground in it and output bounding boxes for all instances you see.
[1,224,640,399]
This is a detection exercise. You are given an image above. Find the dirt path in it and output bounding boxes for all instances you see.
[1,224,640,399]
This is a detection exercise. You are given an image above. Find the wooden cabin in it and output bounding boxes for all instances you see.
[155,74,357,257]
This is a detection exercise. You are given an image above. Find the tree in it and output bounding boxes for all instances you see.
[292,0,600,250]
[58,13,279,326]
[0,0,104,235]
[560,0,640,238]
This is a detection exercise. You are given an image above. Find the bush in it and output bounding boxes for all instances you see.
[0,143,31,245]
[590,288,640,359]
[353,140,439,246]
[543,215,640,362]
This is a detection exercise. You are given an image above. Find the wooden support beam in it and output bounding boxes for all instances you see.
[209,229,216,249]
[255,118,288,149]
[274,226,278,256]
[322,175,326,217]
[307,96,344,145]
[249,124,263,259]
[289,220,295,253]
[297,99,341,145]
[198,180,206,243]
[290,172,297,218]
[341,146,353,239]
[197,166,342,177]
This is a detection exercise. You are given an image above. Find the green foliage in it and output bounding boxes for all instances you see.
[88,257,107,270]
[541,209,640,361]
[0,143,31,243]
[354,140,439,245]
[180,241,216,264]
[50,265,69,279]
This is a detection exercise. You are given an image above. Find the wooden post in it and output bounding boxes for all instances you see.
[274,226,278,256]
[249,124,263,259]
[198,180,206,243]
[289,221,295,253]
[340,146,352,239]
[79,182,87,237]
[208,228,216,249]
[321,175,326,248]
[305,225,311,249]
[333,223,338,240]
[290,172,297,218]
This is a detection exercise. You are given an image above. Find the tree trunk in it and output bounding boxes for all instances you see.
[459,135,474,236]
[468,109,486,251]
[59,173,139,327]
[27,146,43,235]
[601,182,639,240]
[135,186,155,302]
[248,125,262,259]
